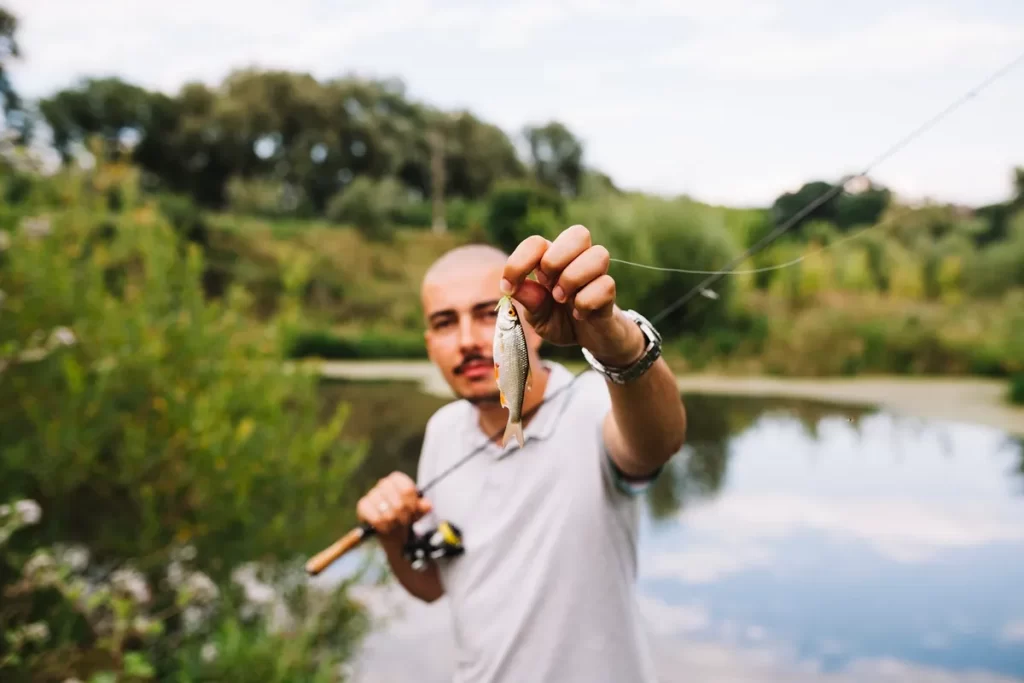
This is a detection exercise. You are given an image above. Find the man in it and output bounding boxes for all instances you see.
[356,225,687,682]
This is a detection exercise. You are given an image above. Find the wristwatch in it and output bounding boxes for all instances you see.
[581,309,663,385]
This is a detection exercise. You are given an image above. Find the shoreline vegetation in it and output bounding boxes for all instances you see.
[316,359,1024,438]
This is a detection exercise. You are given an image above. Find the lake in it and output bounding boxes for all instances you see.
[313,377,1024,683]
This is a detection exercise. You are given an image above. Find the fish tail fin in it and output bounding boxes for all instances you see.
[502,418,525,448]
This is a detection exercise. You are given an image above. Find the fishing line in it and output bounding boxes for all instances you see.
[608,218,880,277]
[639,45,1024,327]
[305,46,1024,576]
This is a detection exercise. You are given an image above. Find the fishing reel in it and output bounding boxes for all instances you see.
[402,520,465,571]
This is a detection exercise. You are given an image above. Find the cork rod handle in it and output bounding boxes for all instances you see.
[305,524,373,576]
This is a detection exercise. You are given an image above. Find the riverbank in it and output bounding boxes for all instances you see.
[318,360,1024,438]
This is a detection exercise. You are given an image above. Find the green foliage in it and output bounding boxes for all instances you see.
[484,179,566,253]
[154,193,209,247]
[0,176,367,579]
[601,197,741,337]
[285,327,427,360]
[1010,374,1024,405]
[770,180,891,234]
[0,6,26,138]
[325,176,409,242]
[962,227,1024,297]
[225,177,314,220]
[0,163,374,681]
[522,121,584,197]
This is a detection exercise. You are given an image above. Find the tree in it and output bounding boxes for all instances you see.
[522,121,584,197]
[0,6,27,142]
[770,179,891,234]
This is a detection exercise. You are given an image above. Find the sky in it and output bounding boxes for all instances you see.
[6,0,1024,207]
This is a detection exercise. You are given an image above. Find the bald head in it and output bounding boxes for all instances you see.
[419,241,544,404]
[422,243,509,289]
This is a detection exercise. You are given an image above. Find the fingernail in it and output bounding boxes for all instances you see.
[500,278,513,294]
[553,286,565,302]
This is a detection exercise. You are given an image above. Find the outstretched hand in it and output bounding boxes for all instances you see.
[500,224,644,367]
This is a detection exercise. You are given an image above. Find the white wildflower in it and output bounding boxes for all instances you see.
[50,327,76,347]
[21,216,51,238]
[0,504,10,518]
[201,642,218,662]
[182,606,203,633]
[24,551,56,578]
[59,545,89,572]
[166,560,185,588]
[111,567,151,603]
[171,544,197,562]
[24,622,49,642]
[132,615,160,637]
[15,499,41,525]
[184,571,218,604]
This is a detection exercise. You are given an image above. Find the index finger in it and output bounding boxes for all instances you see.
[500,235,550,294]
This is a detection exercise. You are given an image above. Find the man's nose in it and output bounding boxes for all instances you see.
[457,315,480,351]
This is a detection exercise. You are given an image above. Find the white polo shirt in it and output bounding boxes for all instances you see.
[415,361,659,683]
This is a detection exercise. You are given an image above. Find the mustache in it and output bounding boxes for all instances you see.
[454,353,493,375]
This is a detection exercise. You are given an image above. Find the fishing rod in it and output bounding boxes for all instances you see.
[304,372,592,575]
[304,46,1024,577]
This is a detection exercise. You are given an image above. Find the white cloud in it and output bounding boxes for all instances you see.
[337,581,1024,683]
[677,494,1024,564]
[660,8,1024,80]
[1000,620,1024,644]
[642,542,776,583]
[636,594,711,635]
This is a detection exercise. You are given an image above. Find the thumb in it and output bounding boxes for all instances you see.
[417,497,433,515]
[511,279,553,319]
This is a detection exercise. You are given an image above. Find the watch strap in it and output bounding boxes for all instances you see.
[581,310,662,385]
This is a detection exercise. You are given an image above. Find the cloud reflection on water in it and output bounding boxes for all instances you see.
[329,395,1024,682]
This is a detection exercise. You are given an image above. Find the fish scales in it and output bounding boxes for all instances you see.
[493,295,531,448]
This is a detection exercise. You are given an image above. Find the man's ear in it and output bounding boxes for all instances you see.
[423,329,435,363]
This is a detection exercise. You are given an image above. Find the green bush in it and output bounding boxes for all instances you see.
[622,199,742,338]
[325,176,409,242]
[484,179,565,253]
[1010,374,1024,405]
[285,327,427,360]
[0,177,371,679]
[156,192,209,246]
[224,176,314,219]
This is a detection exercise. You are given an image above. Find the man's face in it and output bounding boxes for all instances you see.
[422,260,540,404]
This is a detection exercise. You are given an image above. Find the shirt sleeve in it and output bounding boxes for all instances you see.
[575,370,663,498]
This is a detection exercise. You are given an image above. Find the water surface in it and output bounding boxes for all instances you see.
[316,379,1024,683]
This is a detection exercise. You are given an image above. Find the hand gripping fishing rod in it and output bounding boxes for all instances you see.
[305,46,1024,577]
[304,374,589,576]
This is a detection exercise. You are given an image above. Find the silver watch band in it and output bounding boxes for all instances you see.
[581,310,663,385]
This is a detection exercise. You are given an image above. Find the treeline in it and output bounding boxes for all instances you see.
[27,70,607,214]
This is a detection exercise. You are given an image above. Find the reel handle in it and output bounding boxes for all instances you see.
[305,522,377,576]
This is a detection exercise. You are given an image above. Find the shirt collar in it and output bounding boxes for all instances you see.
[460,360,579,453]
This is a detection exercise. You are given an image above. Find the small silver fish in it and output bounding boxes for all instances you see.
[493,295,531,448]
